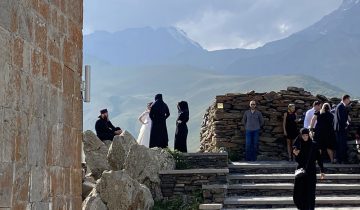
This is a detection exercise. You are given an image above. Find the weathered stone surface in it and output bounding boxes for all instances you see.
[82,181,96,200]
[1,0,83,208]
[83,131,110,179]
[97,170,154,210]
[107,130,137,171]
[124,145,175,200]
[82,189,108,210]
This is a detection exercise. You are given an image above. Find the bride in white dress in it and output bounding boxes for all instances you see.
[137,102,152,147]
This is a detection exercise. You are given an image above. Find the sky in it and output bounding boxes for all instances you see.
[84,0,342,50]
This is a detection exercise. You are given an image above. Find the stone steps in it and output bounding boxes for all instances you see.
[228,173,360,184]
[227,183,360,196]
[223,161,360,209]
[223,196,360,208]
[223,208,360,210]
[229,161,360,174]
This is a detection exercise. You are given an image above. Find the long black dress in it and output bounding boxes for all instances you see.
[293,137,324,210]
[149,94,170,148]
[174,101,189,152]
[314,111,337,150]
[286,112,299,140]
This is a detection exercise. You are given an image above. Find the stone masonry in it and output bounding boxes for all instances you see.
[0,0,83,209]
[200,87,360,162]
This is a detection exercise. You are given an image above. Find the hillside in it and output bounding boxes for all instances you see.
[83,56,346,151]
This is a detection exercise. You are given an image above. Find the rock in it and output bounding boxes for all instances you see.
[107,130,137,171]
[97,170,154,210]
[124,145,175,200]
[82,189,108,210]
[287,87,304,92]
[82,181,96,200]
[83,131,111,179]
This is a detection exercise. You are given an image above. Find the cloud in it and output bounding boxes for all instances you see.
[84,0,342,50]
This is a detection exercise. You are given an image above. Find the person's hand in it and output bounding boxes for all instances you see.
[293,148,300,156]
[320,173,325,180]
[177,120,182,124]
[309,131,314,138]
[115,130,122,135]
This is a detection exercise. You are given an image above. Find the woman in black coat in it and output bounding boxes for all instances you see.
[174,101,189,152]
[293,128,325,210]
[310,103,336,163]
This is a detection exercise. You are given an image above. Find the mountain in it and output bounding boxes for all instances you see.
[224,0,360,95]
[83,56,346,152]
[84,27,205,66]
[84,0,360,96]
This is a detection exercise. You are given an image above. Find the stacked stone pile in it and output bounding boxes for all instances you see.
[82,130,175,210]
[200,87,360,162]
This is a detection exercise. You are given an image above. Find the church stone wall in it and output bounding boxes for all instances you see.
[0,0,83,209]
[200,87,360,162]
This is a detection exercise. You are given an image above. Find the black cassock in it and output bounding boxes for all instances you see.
[293,138,324,210]
[149,94,170,148]
[174,101,189,152]
[95,117,121,141]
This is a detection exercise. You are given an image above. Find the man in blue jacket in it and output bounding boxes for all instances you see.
[334,95,351,164]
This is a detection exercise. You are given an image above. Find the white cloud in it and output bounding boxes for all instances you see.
[84,0,343,50]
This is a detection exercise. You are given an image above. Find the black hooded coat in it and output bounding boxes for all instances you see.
[174,101,189,152]
[149,94,170,148]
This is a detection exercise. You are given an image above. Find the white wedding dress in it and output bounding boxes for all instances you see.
[137,111,151,147]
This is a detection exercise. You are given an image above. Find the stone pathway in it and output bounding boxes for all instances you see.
[223,161,360,209]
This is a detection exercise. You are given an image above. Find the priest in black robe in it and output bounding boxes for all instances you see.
[95,109,122,141]
[149,94,170,148]
[174,101,189,152]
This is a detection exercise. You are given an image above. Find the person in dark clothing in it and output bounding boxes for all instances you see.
[293,128,325,210]
[174,101,189,153]
[149,94,170,148]
[283,104,299,161]
[95,109,122,141]
[310,103,336,163]
[334,94,351,163]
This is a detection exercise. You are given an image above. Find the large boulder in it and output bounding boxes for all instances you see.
[97,170,154,210]
[107,130,137,171]
[82,189,108,210]
[83,131,111,179]
[124,145,176,200]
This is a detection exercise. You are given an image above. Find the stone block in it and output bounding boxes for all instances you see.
[31,49,49,78]
[34,17,48,50]
[12,163,30,202]
[28,117,46,166]
[30,166,49,202]
[4,65,21,110]
[50,59,62,89]
[2,108,19,162]
[0,162,13,208]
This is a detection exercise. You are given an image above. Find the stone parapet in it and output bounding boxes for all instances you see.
[200,87,360,162]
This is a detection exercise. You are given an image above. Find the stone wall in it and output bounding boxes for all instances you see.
[160,169,228,199]
[179,153,228,169]
[200,87,360,161]
[0,0,83,209]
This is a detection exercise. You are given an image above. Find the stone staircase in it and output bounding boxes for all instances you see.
[223,161,360,209]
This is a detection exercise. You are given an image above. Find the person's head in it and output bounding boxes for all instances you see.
[99,109,108,120]
[342,94,351,106]
[300,128,310,142]
[313,101,322,111]
[147,102,153,111]
[249,100,257,110]
[288,104,295,113]
[155,94,163,101]
[177,101,189,112]
[320,103,331,114]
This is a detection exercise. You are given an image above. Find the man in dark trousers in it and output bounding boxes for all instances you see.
[334,95,351,163]
[95,109,122,141]
[149,94,170,148]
